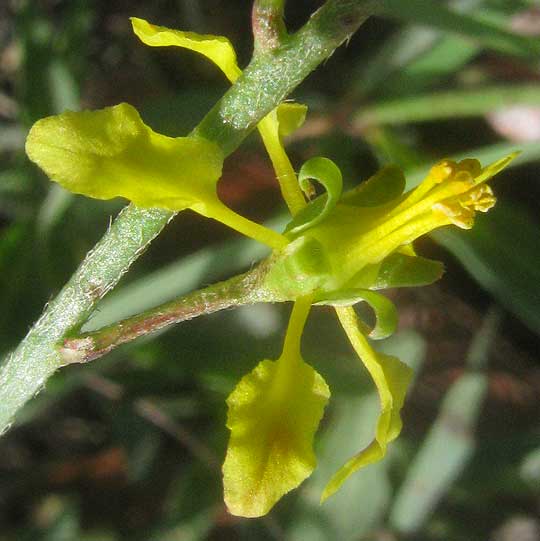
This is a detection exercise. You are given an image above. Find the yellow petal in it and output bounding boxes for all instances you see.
[276,102,308,138]
[223,356,330,517]
[223,297,329,517]
[257,104,309,215]
[131,17,242,83]
[322,307,412,501]
[25,103,224,213]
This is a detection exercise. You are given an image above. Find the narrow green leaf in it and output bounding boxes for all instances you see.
[382,34,479,96]
[389,308,501,533]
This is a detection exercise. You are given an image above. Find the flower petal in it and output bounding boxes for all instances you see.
[25,103,224,213]
[131,17,242,83]
[322,307,412,501]
[223,356,330,517]
[223,297,329,517]
[276,102,308,138]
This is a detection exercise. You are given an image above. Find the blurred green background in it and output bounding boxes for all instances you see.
[1,1,539,540]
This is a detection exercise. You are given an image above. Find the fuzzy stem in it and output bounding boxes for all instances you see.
[0,0,375,431]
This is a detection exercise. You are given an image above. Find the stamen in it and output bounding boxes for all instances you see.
[433,184,496,229]
[457,158,481,177]
[387,159,455,218]
[346,211,451,272]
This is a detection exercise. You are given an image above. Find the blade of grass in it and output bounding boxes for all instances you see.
[388,306,502,534]
[378,34,479,96]
[351,0,506,98]
[378,0,540,60]
[432,202,540,335]
[356,85,540,128]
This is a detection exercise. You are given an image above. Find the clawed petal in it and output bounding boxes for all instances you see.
[131,17,242,82]
[223,297,330,517]
[25,103,224,213]
[322,307,412,501]
[223,356,330,517]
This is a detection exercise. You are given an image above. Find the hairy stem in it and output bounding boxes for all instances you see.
[194,0,376,154]
[0,0,374,431]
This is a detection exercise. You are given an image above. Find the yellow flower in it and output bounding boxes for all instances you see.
[228,153,518,515]
[24,13,520,521]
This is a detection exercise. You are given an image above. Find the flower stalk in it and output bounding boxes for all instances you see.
[252,0,287,52]
[60,269,272,365]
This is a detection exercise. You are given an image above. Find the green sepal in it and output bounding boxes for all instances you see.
[285,157,343,236]
[342,165,405,207]
[348,253,445,290]
[261,236,332,300]
[315,289,398,340]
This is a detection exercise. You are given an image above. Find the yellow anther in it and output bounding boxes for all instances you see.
[429,159,456,183]
[433,184,496,229]
[433,202,475,229]
[452,170,475,184]
[456,158,482,177]
[460,184,496,213]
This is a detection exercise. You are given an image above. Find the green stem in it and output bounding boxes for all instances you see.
[194,0,375,155]
[252,0,287,52]
[0,0,374,431]
[60,270,272,365]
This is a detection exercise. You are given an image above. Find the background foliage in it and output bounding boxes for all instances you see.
[1,1,539,539]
